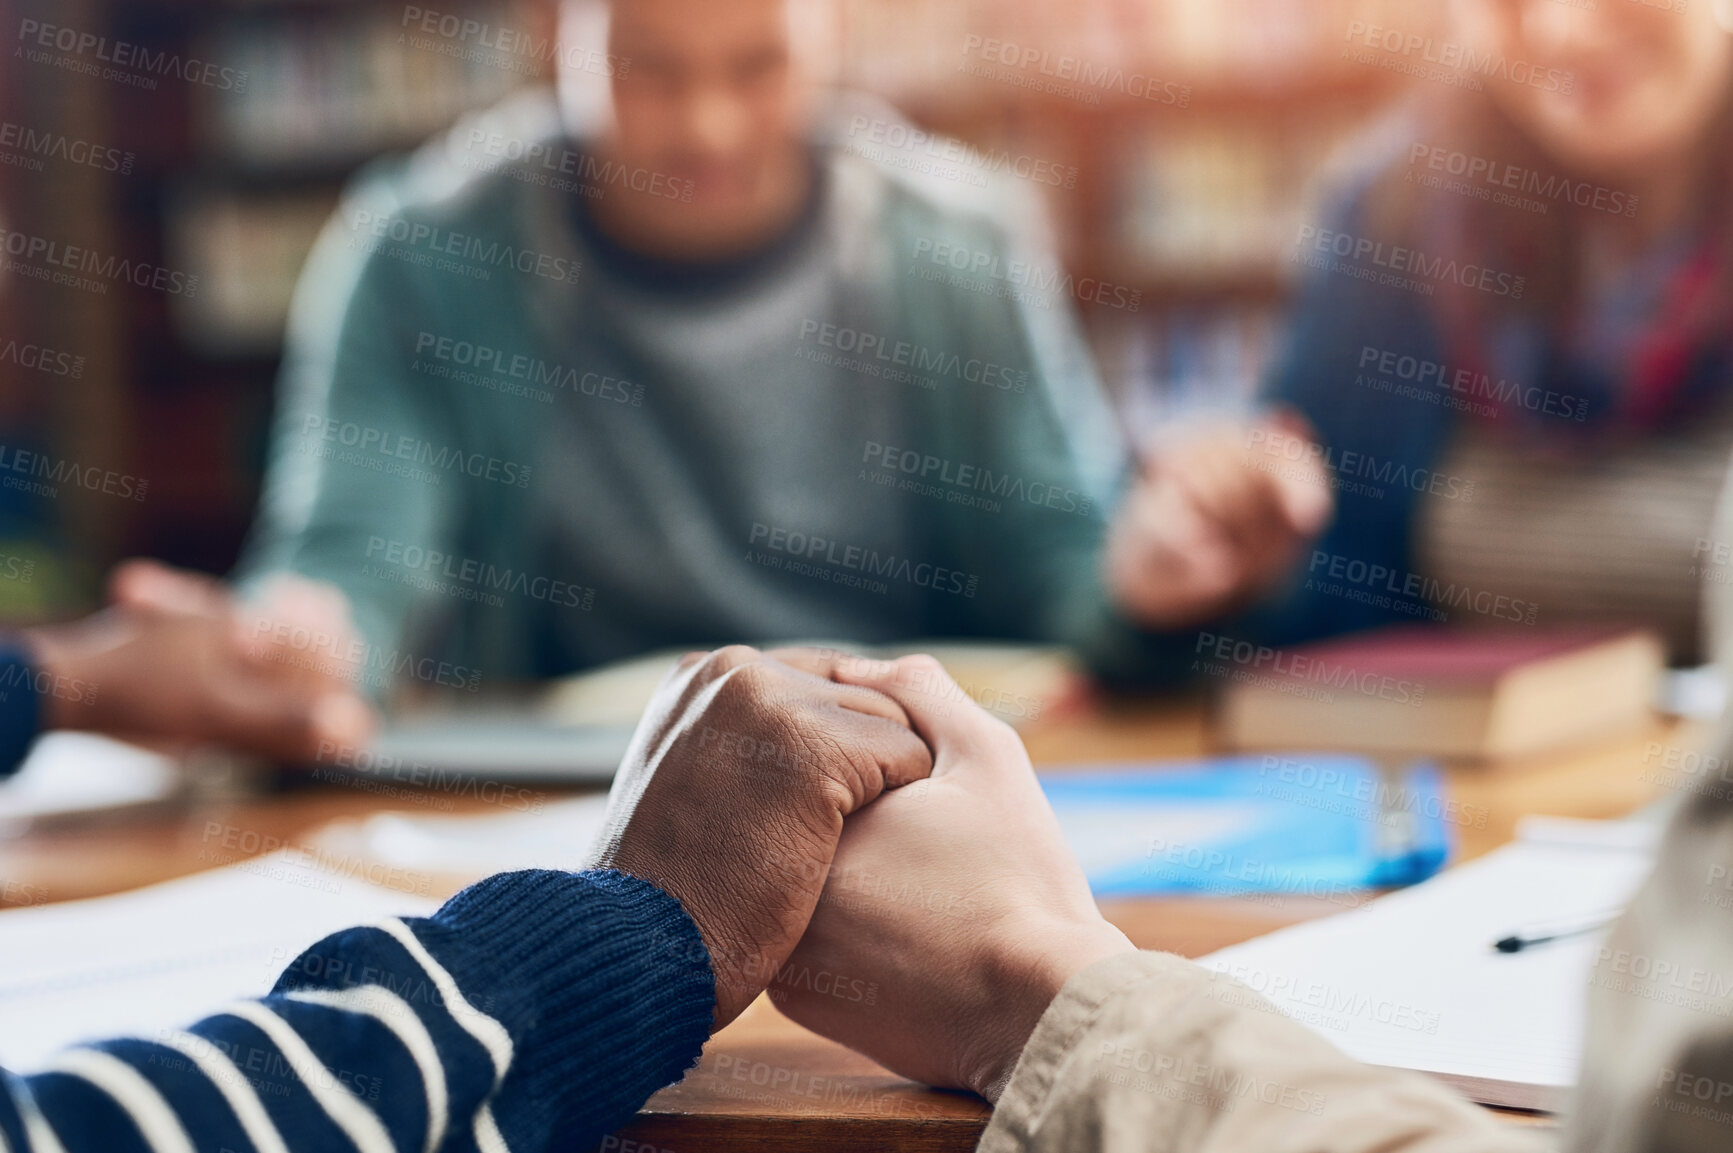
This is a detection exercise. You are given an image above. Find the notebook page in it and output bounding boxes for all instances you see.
[0,856,440,1071]
[1200,840,1655,1109]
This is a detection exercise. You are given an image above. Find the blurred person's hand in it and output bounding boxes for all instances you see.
[771,654,1134,1101]
[118,560,370,712]
[592,645,935,1028]
[1106,412,1334,629]
[21,560,374,762]
[221,568,372,702]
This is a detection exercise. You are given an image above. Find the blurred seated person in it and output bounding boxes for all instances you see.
[1109,0,1733,663]
[234,0,1232,699]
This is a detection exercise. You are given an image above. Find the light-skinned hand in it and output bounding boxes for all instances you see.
[772,654,1134,1101]
[21,560,374,763]
[1106,411,1334,629]
[591,645,935,1029]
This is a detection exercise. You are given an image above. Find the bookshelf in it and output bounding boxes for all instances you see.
[0,0,544,590]
[839,0,1429,427]
[1,0,136,615]
[5,0,1430,603]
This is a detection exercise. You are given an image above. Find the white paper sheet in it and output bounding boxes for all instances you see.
[0,732,180,826]
[0,857,439,1071]
[1201,834,1656,1110]
[317,794,613,877]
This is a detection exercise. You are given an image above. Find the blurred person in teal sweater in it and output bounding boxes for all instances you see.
[222,0,1326,712]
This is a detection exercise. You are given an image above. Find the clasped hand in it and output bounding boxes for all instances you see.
[594,645,1133,1101]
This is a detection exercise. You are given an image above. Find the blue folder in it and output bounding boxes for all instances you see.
[1039,755,1453,899]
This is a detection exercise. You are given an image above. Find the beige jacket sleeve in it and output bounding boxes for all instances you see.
[979,951,1548,1153]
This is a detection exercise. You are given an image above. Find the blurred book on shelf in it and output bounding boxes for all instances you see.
[1111,115,1358,287]
[165,189,337,356]
[838,0,1426,103]
[193,1,535,170]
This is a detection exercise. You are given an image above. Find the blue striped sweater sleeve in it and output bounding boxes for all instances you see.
[0,868,715,1152]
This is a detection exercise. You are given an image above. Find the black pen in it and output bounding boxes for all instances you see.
[1493,910,1620,953]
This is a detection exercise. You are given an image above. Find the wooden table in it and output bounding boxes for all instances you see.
[0,698,1690,1152]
